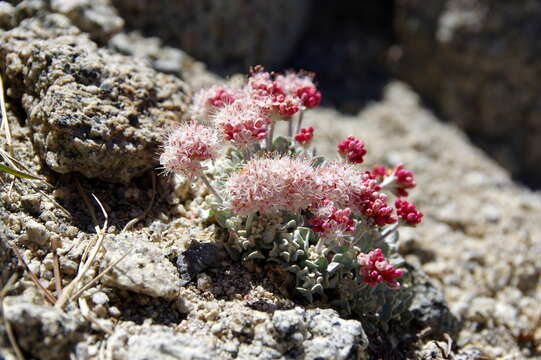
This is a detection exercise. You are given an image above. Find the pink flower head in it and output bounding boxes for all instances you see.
[226,156,321,216]
[357,249,404,288]
[247,68,301,118]
[190,85,237,121]
[371,165,388,180]
[213,95,271,149]
[395,199,423,225]
[350,173,397,226]
[393,164,416,197]
[160,123,220,178]
[318,163,362,208]
[294,127,314,146]
[309,199,356,237]
[275,71,321,109]
[337,136,367,164]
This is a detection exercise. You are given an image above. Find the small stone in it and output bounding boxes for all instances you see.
[176,242,219,286]
[23,219,50,246]
[91,291,109,305]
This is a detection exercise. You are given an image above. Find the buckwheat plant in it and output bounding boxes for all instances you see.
[160,67,424,333]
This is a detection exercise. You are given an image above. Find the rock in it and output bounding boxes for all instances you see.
[99,232,181,298]
[271,308,368,360]
[2,298,87,360]
[176,242,219,286]
[408,265,460,338]
[110,0,310,73]
[109,31,220,89]
[108,324,218,360]
[0,14,189,183]
[51,0,124,43]
[395,0,541,183]
[21,219,50,246]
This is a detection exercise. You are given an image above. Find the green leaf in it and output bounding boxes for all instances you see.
[272,136,292,155]
[311,156,325,168]
[0,164,44,181]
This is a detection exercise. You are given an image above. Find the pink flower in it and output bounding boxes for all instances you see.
[247,69,301,117]
[357,249,404,288]
[393,164,416,197]
[309,200,356,237]
[319,165,396,226]
[395,199,423,225]
[337,136,367,164]
[371,165,387,180]
[190,85,237,121]
[160,123,220,178]
[213,95,271,149]
[226,157,321,216]
[275,71,321,109]
[294,127,314,146]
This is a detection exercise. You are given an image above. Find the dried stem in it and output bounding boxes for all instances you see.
[199,173,223,204]
[51,236,62,295]
[0,74,12,153]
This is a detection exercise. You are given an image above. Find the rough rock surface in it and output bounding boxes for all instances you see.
[105,307,366,360]
[3,298,87,360]
[100,232,181,299]
[50,0,124,43]
[110,0,310,73]
[395,0,541,184]
[0,14,189,183]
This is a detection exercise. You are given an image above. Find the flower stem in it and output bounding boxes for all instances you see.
[296,111,304,134]
[288,120,293,138]
[200,173,223,204]
[267,121,275,150]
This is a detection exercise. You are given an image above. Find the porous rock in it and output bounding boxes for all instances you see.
[2,298,87,360]
[99,232,181,299]
[110,0,310,73]
[51,0,124,43]
[0,222,17,289]
[0,14,189,183]
[395,0,541,182]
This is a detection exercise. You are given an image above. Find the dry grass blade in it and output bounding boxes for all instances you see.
[51,236,62,295]
[0,273,18,299]
[0,74,12,152]
[122,171,156,232]
[55,194,109,310]
[71,248,133,301]
[11,246,56,305]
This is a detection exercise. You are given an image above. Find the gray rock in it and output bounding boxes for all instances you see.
[408,264,460,338]
[237,307,367,360]
[51,0,124,43]
[0,14,189,183]
[395,0,541,182]
[2,298,87,360]
[100,232,181,299]
[176,242,219,286]
[110,0,310,73]
[107,324,218,360]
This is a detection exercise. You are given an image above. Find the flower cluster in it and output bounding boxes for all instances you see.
[189,85,237,121]
[395,199,423,225]
[309,200,356,238]
[337,136,367,164]
[160,67,424,303]
[357,249,404,288]
[294,127,314,146]
[226,157,320,216]
[214,95,271,149]
[160,123,220,178]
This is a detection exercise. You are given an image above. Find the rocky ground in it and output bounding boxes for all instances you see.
[0,1,540,360]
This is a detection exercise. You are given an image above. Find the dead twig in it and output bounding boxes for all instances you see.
[0,74,12,153]
[55,194,108,310]
[51,236,62,295]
